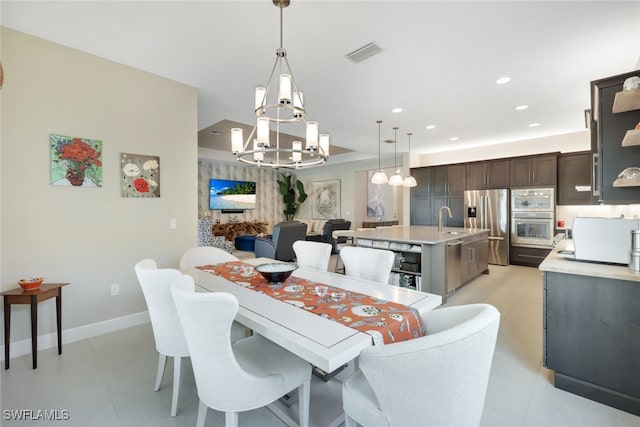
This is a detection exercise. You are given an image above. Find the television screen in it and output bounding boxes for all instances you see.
[209,179,256,210]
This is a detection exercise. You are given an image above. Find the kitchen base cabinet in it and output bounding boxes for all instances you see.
[510,246,551,267]
[543,271,640,416]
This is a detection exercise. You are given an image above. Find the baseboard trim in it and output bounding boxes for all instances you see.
[0,311,150,362]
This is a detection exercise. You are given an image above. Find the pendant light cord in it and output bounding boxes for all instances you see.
[377,120,382,170]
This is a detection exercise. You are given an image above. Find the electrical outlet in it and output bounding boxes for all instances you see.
[110,283,119,296]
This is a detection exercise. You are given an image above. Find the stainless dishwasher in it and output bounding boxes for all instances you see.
[446,239,463,293]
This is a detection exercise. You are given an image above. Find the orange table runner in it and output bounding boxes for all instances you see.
[197,261,425,345]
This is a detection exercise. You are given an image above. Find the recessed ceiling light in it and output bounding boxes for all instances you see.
[392,107,403,113]
[426,125,436,130]
[528,123,540,127]
[515,105,528,111]
[449,137,459,141]
[496,77,511,84]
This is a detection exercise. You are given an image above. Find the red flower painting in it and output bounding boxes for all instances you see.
[134,178,150,193]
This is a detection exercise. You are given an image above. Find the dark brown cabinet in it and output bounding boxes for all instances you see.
[411,195,463,227]
[428,165,466,194]
[558,152,592,205]
[466,159,510,190]
[591,69,640,203]
[510,246,551,267]
[509,155,557,187]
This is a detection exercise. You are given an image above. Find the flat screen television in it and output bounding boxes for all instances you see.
[209,179,256,211]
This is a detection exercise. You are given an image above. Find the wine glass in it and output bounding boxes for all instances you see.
[315,285,328,298]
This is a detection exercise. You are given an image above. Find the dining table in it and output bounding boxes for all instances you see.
[183,257,442,374]
[182,257,443,427]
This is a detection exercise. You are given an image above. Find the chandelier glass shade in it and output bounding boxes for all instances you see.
[403,132,418,187]
[371,120,389,184]
[388,127,403,186]
[230,0,329,169]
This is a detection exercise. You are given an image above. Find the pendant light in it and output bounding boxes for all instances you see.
[388,126,404,186]
[371,120,388,184]
[403,132,417,187]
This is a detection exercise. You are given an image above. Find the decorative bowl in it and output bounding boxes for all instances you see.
[18,277,44,291]
[255,263,297,283]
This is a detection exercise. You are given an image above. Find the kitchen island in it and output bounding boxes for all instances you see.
[350,225,489,301]
[539,239,640,416]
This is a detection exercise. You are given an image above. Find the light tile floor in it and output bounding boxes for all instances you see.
[2,264,639,426]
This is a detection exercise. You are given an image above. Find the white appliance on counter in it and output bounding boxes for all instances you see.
[511,188,555,248]
[559,217,640,264]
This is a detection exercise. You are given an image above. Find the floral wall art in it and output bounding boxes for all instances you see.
[50,134,103,187]
[121,153,160,197]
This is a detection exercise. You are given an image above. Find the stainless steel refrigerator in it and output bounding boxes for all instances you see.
[464,189,509,265]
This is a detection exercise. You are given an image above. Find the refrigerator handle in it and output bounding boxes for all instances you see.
[482,195,488,230]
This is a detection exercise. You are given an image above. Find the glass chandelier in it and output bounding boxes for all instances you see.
[403,132,417,187]
[230,0,329,169]
[388,127,404,186]
[371,120,388,184]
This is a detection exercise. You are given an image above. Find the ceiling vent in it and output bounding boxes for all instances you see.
[384,139,396,144]
[346,42,382,63]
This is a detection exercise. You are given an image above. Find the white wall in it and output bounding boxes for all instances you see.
[1,28,198,343]
[413,130,590,167]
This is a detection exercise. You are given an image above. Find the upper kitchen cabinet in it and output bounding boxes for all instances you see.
[411,167,432,196]
[592,70,640,203]
[466,159,510,190]
[411,164,466,195]
[430,164,466,194]
[509,154,557,187]
[558,152,592,205]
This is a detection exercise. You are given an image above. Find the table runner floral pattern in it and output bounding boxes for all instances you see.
[197,261,425,345]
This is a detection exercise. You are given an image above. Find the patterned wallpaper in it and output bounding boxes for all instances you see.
[198,160,285,232]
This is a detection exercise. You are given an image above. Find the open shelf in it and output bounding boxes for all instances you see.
[613,177,640,187]
[612,88,640,113]
[621,129,640,147]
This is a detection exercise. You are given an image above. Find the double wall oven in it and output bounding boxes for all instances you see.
[511,188,555,248]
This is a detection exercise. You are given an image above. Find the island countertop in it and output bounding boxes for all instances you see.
[350,225,488,246]
[539,238,640,283]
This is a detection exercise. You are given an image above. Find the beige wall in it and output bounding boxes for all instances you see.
[412,130,590,167]
[1,28,198,343]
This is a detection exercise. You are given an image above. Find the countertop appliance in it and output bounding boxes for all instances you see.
[559,217,640,265]
[464,189,509,265]
[511,188,555,248]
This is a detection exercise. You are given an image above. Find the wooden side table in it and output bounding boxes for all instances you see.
[2,283,69,369]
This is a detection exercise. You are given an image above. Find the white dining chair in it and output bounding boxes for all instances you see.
[179,246,238,269]
[293,240,332,271]
[134,259,187,417]
[343,304,500,427]
[171,274,312,427]
[179,247,248,343]
[339,246,395,285]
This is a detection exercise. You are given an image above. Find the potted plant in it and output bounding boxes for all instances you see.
[277,173,307,220]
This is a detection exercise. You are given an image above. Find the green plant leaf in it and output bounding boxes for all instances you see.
[296,179,307,203]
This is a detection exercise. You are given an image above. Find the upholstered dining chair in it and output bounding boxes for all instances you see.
[339,246,395,285]
[342,303,500,427]
[179,246,238,269]
[171,274,312,427]
[254,221,307,261]
[321,219,352,253]
[134,259,186,417]
[293,240,332,271]
[178,247,247,343]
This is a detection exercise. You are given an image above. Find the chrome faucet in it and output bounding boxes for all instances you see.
[438,206,453,232]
